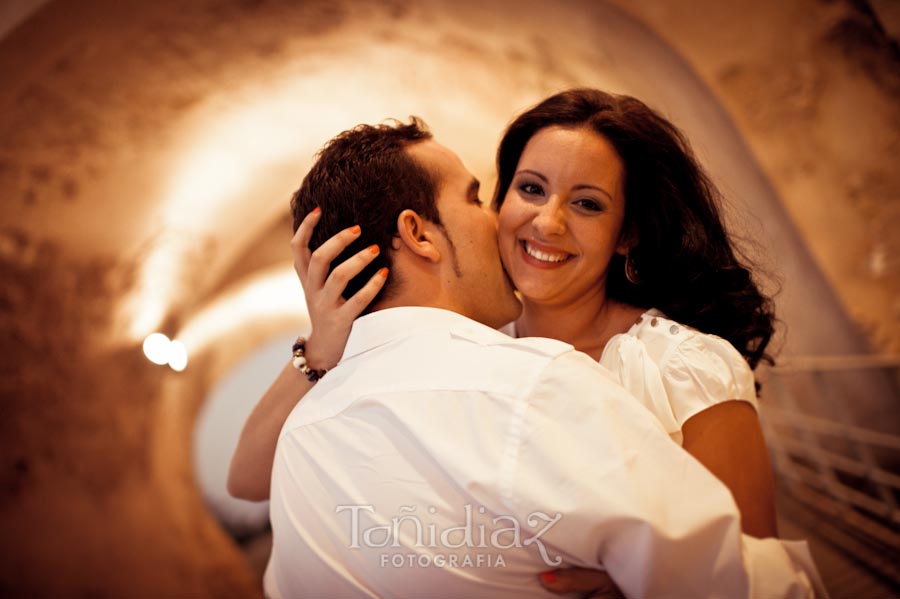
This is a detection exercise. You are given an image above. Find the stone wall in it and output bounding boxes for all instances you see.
[1,0,897,595]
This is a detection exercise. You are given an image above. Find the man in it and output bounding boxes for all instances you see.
[261,119,820,598]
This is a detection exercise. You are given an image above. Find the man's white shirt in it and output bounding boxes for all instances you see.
[265,307,822,598]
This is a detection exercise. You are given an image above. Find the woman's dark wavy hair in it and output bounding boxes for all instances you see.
[493,88,776,369]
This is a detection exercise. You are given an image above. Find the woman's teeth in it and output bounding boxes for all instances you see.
[523,241,569,263]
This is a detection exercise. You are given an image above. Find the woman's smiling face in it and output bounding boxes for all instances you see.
[497,126,629,307]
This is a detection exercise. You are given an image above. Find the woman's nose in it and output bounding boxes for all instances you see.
[532,197,566,236]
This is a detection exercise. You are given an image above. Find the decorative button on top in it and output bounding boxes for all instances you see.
[650,317,658,327]
[669,325,679,335]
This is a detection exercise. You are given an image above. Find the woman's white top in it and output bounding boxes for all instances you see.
[504,308,757,445]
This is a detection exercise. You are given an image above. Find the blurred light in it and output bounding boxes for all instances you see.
[168,340,188,372]
[143,333,171,365]
[177,265,308,355]
[143,333,189,371]
[123,63,414,343]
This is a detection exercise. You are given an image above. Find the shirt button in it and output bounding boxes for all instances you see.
[670,325,679,335]
[650,317,658,327]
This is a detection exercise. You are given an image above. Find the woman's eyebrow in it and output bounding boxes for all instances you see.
[515,169,548,182]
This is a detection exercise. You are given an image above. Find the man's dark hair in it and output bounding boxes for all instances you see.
[291,118,438,310]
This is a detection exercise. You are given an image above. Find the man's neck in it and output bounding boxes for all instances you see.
[370,293,446,314]
[368,292,462,321]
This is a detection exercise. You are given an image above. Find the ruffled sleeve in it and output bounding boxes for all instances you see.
[660,333,758,441]
[599,334,682,440]
[600,320,757,445]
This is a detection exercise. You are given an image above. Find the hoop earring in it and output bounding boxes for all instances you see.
[625,253,640,285]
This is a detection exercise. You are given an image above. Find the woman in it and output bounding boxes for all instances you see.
[492,89,778,538]
[229,89,778,541]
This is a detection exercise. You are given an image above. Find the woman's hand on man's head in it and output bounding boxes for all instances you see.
[291,207,388,370]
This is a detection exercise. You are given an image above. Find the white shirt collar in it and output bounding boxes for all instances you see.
[341,306,487,362]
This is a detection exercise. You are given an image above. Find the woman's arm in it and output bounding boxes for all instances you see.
[227,209,387,501]
[227,360,317,500]
[681,400,778,538]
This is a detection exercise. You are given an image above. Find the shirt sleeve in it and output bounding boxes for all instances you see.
[662,332,758,429]
[503,350,817,599]
[599,334,682,440]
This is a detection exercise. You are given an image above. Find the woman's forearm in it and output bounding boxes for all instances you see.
[227,360,316,501]
[227,209,385,501]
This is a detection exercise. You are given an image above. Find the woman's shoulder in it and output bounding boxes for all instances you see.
[601,308,757,442]
[623,309,746,371]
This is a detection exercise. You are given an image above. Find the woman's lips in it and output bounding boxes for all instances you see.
[519,240,573,267]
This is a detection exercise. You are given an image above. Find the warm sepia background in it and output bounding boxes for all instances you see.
[1,0,898,597]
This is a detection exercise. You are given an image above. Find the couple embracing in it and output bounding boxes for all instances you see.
[230,89,825,598]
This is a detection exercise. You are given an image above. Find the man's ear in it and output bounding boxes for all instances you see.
[395,209,441,262]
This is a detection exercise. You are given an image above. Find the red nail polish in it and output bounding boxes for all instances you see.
[312,206,321,215]
[378,267,388,278]
[540,571,557,584]
[368,245,379,255]
[350,225,361,234]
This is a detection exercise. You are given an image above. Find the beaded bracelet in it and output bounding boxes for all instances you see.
[291,337,328,382]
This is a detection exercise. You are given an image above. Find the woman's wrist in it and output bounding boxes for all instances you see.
[291,337,330,382]
[300,334,342,372]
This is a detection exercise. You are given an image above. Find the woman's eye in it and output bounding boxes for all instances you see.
[518,182,544,196]
[575,198,604,212]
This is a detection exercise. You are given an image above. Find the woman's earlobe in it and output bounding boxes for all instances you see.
[616,229,638,255]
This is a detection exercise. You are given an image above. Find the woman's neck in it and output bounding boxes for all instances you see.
[515,291,645,361]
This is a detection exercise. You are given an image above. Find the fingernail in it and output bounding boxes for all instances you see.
[350,225,361,234]
[540,571,557,585]
[312,206,320,215]
[368,244,379,255]
[378,267,389,278]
